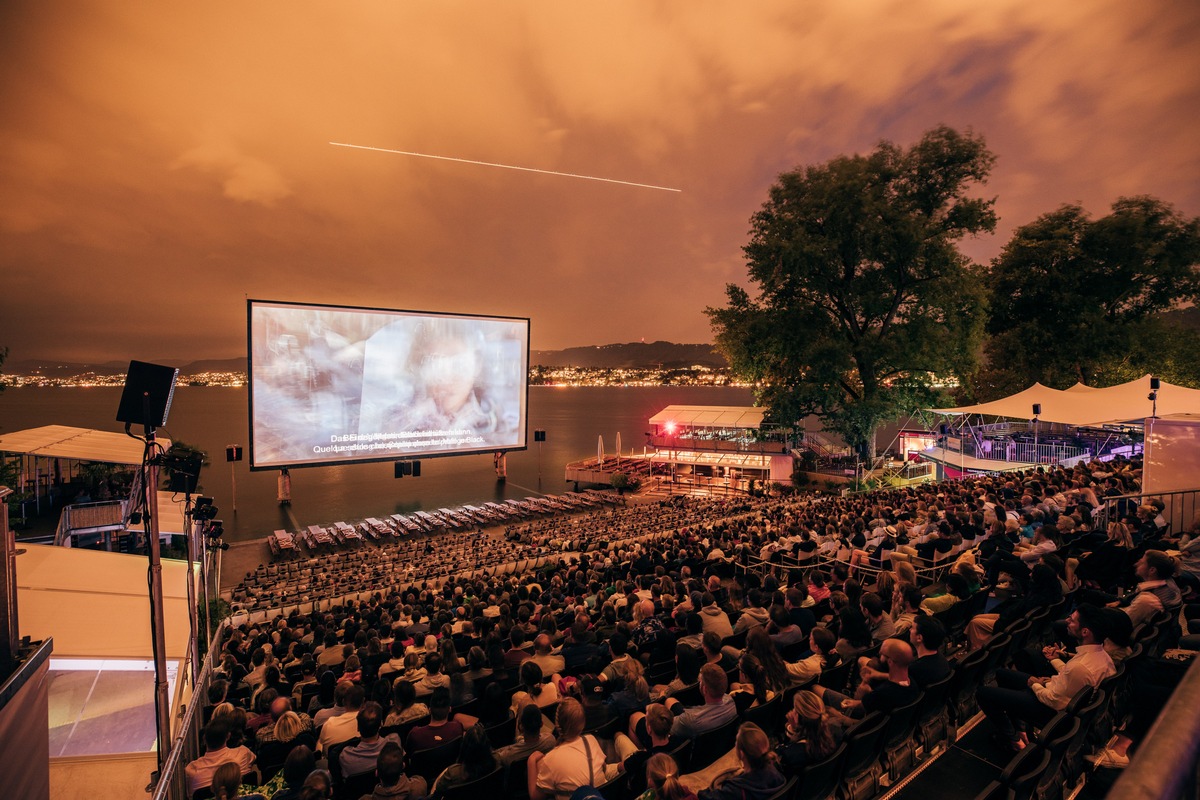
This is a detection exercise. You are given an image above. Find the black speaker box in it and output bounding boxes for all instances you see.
[116,361,179,428]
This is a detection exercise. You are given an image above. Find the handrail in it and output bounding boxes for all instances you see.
[149,619,228,800]
[1109,657,1200,800]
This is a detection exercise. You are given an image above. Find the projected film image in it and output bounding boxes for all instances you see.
[249,301,528,469]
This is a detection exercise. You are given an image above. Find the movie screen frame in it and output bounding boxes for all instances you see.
[247,299,529,471]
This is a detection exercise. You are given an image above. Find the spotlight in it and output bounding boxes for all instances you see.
[205,521,224,539]
[128,511,143,525]
[194,501,219,521]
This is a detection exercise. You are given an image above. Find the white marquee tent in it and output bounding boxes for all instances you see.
[931,375,1200,427]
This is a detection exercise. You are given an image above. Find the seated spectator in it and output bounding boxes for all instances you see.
[785,627,838,688]
[607,660,652,719]
[407,688,465,752]
[907,616,952,690]
[977,604,1115,751]
[529,698,620,800]
[529,634,567,678]
[817,638,918,718]
[652,642,703,699]
[696,722,785,800]
[210,761,267,800]
[340,655,363,684]
[360,741,428,800]
[384,679,429,727]
[701,631,739,674]
[340,701,402,779]
[779,690,847,773]
[640,752,697,800]
[729,653,774,714]
[256,697,315,747]
[578,674,617,732]
[732,590,769,635]
[698,593,734,640]
[185,721,258,798]
[966,564,1061,652]
[616,703,685,792]
[860,593,896,644]
[833,607,874,663]
[505,628,534,669]
[429,724,498,798]
[662,663,737,739]
[496,702,557,766]
[414,653,450,697]
[511,661,561,713]
[256,744,314,800]
[920,573,971,616]
[317,682,366,753]
[764,605,802,650]
[312,674,346,725]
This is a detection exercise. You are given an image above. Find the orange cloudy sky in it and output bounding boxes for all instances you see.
[1,0,1198,362]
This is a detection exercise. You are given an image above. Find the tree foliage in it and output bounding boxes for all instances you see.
[979,197,1200,396]
[707,126,996,455]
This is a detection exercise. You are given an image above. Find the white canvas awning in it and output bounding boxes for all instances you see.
[931,376,1200,427]
[16,544,194,658]
[648,406,768,430]
[0,425,170,466]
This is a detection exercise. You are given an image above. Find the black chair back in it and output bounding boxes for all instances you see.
[817,659,853,694]
[795,741,845,800]
[594,768,630,800]
[688,716,739,771]
[839,712,888,788]
[763,775,799,800]
[440,764,506,800]
[484,714,518,748]
[741,694,784,740]
[409,737,464,784]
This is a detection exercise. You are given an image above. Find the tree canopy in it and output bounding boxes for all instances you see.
[707,125,996,455]
[977,196,1200,397]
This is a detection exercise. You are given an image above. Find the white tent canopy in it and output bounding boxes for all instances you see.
[648,406,768,430]
[931,375,1200,427]
[0,425,170,466]
[16,544,193,658]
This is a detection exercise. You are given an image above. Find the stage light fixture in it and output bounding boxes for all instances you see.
[128,511,143,525]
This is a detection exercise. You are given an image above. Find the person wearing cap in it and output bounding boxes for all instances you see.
[977,604,1115,751]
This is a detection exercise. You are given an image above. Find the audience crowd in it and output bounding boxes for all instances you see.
[190,453,1197,800]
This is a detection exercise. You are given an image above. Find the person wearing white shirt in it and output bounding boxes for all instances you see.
[977,605,1114,750]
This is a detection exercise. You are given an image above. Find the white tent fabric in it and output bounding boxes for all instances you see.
[648,406,768,429]
[0,425,170,466]
[931,375,1200,427]
[16,544,193,658]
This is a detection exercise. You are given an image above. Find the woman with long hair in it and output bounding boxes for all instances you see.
[511,660,560,713]
[696,723,786,800]
[741,628,790,694]
[210,761,266,800]
[429,723,498,798]
[637,753,696,800]
[779,690,847,773]
[729,653,774,713]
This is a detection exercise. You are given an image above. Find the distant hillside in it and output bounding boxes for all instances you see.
[531,342,726,369]
[5,344,726,377]
[7,357,247,378]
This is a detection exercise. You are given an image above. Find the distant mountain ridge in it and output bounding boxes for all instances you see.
[6,343,726,377]
[531,342,726,369]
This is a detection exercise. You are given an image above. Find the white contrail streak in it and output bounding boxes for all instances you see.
[329,141,682,193]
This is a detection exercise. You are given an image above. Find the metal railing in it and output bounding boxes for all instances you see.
[1110,657,1200,800]
[960,439,1091,464]
[149,620,227,800]
[1096,487,1200,538]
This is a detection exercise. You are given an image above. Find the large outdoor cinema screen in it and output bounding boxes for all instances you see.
[248,300,529,470]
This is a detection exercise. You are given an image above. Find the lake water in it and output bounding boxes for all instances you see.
[0,385,753,542]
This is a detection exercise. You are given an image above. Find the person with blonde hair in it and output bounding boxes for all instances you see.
[637,753,697,800]
[780,690,847,771]
[528,698,619,800]
[696,723,785,800]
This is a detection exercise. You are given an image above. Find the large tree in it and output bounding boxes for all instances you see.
[978,197,1200,397]
[708,126,996,456]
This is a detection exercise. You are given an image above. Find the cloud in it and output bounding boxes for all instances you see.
[172,137,291,206]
